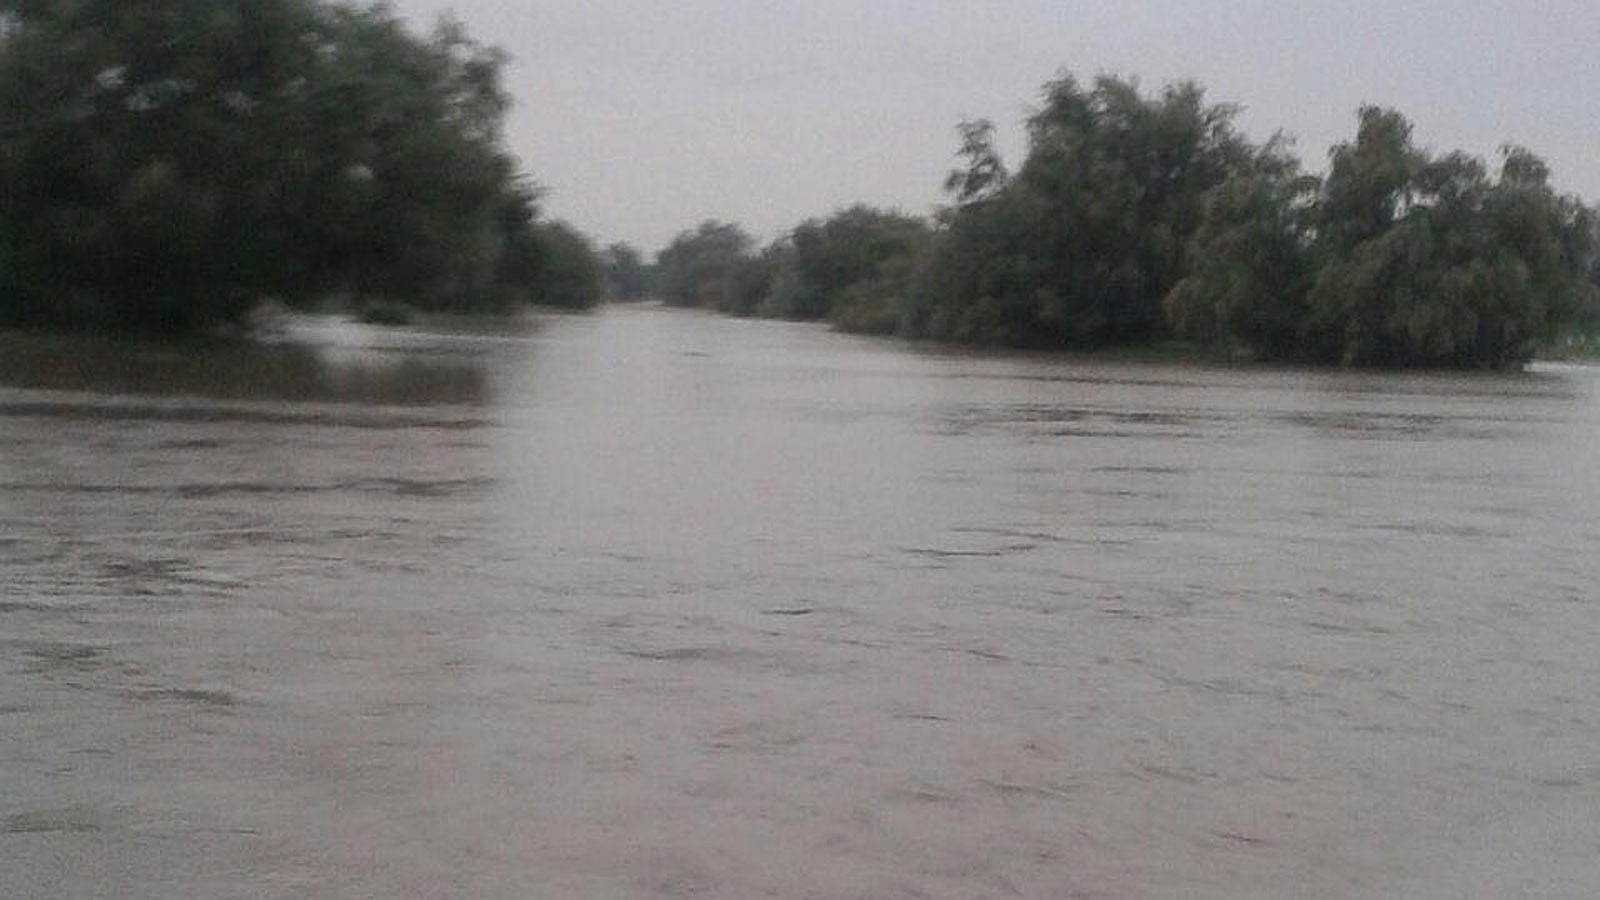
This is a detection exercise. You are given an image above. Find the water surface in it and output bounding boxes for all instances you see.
[4,307,1599,899]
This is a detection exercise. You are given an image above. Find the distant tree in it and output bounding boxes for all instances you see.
[715,241,783,317]
[601,242,650,301]
[653,220,753,309]
[529,221,603,309]
[828,237,928,335]
[777,205,928,323]
[644,206,932,328]
[757,241,821,321]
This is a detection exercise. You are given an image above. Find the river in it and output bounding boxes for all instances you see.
[4,305,1599,899]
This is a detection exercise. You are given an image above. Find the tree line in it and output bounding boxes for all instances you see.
[0,0,603,334]
[5,8,1595,368]
[646,73,1600,369]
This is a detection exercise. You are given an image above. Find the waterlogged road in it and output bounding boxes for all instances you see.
[4,307,1600,899]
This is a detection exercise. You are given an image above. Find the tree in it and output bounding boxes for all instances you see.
[647,207,930,328]
[1317,107,1422,253]
[1304,111,1597,367]
[636,72,1597,369]
[653,220,753,309]
[0,0,569,333]
[1167,107,1596,367]
[942,118,1008,208]
[911,73,1254,347]
[528,221,602,309]
[723,241,787,317]
[778,205,928,322]
[1164,137,1320,359]
[601,242,650,301]
[301,5,517,313]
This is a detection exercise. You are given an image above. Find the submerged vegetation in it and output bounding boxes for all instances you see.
[655,74,1599,369]
[0,0,602,335]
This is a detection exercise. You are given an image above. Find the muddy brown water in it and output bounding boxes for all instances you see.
[3,306,1599,899]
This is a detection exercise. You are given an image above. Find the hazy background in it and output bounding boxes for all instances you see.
[384,0,1600,253]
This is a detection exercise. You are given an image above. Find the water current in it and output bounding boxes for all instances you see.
[4,306,1599,898]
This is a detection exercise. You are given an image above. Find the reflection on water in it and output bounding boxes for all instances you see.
[0,399,491,431]
[3,307,1600,900]
[0,317,497,407]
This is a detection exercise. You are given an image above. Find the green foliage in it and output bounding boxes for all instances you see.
[942,119,1008,207]
[911,74,1254,347]
[1169,107,1598,367]
[653,220,753,309]
[828,243,925,335]
[490,180,544,303]
[529,221,603,309]
[601,242,650,301]
[0,0,587,333]
[1577,244,1600,337]
[1164,138,1319,359]
[1317,107,1421,253]
[757,246,820,320]
[1306,117,1595,367]
[722,241,786,317]
[779,205,928,324]
[647,208,928,327]
[646,206,928,327]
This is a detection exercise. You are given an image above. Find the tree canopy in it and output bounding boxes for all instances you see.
[646,208,928,332]
[0,0,600,333]
[601,242,650,301]
[10,17,1593,370]
[1172,107,1598,367]
[652,71,1598,369]
[904,75,1254,347]
[653,220,754,310]
[781,206,928,328]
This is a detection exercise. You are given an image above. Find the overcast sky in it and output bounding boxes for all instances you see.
[388,0,1600,255]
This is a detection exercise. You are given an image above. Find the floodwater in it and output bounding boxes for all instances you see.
[4,306,1599,899]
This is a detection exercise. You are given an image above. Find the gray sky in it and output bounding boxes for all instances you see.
[390,0,1600,255]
